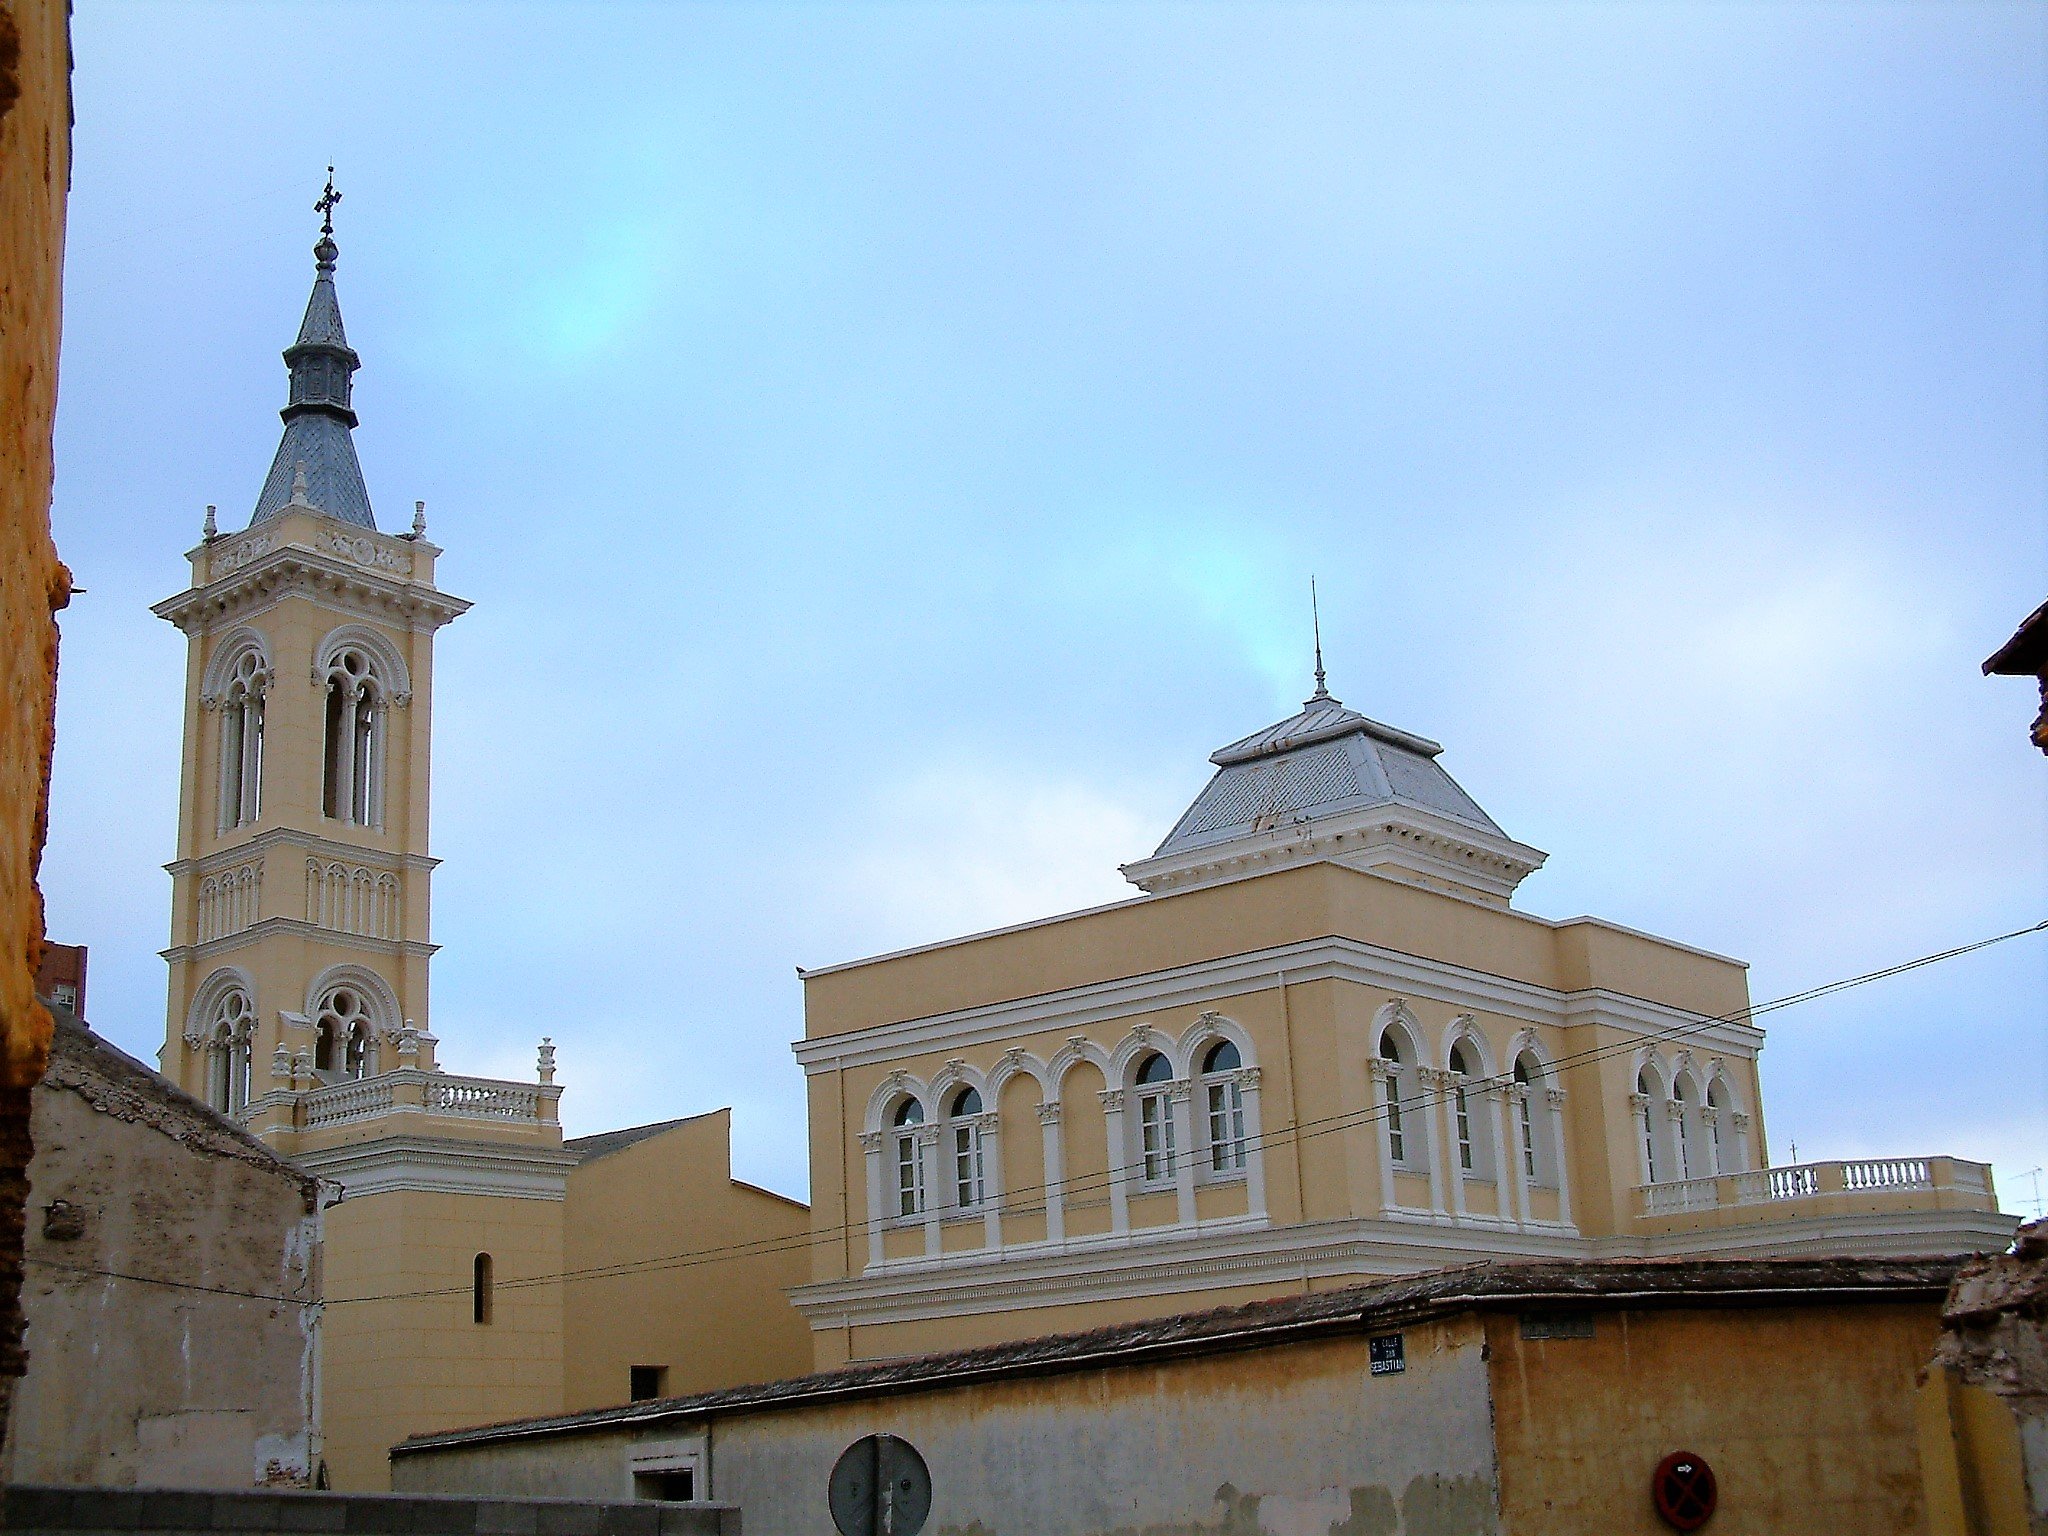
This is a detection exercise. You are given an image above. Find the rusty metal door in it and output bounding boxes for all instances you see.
[828,1433,931,1536]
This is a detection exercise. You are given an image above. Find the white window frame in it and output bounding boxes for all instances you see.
[1205,1076,1246,1175]
[1138,1088,1176,1186]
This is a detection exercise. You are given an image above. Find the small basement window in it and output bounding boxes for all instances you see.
[634,1469,695,1502]
[629,1364,669,1402]
[1519,1311,1595,1340]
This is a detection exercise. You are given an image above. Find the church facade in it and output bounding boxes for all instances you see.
[150,198,812,1490]
[792,667,2015,1365]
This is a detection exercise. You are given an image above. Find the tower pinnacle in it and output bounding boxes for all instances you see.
[1308,575,1332,705]
[249,170,376,529]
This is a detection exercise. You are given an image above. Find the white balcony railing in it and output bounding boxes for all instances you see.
[1638,1156,1991,1219]
[299,1068,549,1131]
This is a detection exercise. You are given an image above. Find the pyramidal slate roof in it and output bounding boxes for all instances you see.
[250,230,376,529]
[1149,685,1505,862]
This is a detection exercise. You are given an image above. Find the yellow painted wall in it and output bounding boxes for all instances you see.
[319,1188,564,1491]
[1489,1302,1945,1535]
[562,1111,812,1411]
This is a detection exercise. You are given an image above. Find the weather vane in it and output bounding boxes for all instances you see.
[315,166,342,237]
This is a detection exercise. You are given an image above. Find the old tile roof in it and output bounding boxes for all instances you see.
[394,1253,1964,1455]
[563,1113,718,1164]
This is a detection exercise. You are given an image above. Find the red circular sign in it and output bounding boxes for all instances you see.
[1652,1451,1717,1531]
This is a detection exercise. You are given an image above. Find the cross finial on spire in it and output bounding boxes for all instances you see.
[1309,575,1331,702]
[315,167,342,238]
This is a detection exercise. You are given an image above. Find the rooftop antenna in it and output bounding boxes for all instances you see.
[315,166,342,238]
[1309,576,1331,703]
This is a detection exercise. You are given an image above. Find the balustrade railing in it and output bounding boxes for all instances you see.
[1636,1155,1990,1220]
[297,1069,549,1130]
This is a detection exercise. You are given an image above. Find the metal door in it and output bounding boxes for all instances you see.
[828,1433,932,1536]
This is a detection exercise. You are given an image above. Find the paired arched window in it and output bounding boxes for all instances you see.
[892,1097,926,1217]
[313,983,375,1082]
[216,646,268,830]
[1134,1051,1176,1184]
[1201,1039,1246,1173]
[1378,1030,1412,1167]
[322,645,384,826]
[203,984,255,1116]
[948,1087,985,1210]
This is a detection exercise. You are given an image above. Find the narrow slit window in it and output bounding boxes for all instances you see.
[472,1252,493,1325]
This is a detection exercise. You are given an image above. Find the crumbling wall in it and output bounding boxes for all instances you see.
[2,1019,323,1488]
[0,0,74,1448]
[1933,1221,2048,1534]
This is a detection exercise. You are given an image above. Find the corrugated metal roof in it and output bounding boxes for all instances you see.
[1152,691,1503,861]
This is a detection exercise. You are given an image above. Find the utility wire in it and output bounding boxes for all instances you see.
[29,919,2044,1310]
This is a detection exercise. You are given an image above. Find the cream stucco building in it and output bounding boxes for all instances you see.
[151,200,812,1491]
[793,656,2016,1365]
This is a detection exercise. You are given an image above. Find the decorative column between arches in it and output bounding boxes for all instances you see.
[1099,1088,1131,1234]
[1168,1081,1197,1227]
[1036,1100,1065,1243]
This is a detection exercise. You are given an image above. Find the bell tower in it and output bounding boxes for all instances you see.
[153,180,571,1490]
[155,174,467,1113]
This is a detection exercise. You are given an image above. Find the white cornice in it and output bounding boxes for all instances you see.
[167,826,441,877]
[162,917,439,965]
[1120,800,1548,903]
[287,1133,575,1201]
[792,1212,1587,1329]
[792,934,1764,1072]
[153,545,470,635]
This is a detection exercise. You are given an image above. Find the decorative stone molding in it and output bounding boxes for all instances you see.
[1230,1066,1263,1089]
[320,530,408,573]
[1366,1054,1393,1083]
[1035,1101,1063,1126]
[536,1037,556,1085]
[1167,1081,1193,1105]
[1730,1111,1752,1130]
[968,1113,1000,1135]
[1545,1088,1567,1109]
[1628,1092,1650,1112]
[858,1131,884,1154]
[209,533,274,580]
[1099,1088,1127,1112]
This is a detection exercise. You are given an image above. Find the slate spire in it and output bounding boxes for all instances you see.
[250,170,377,529]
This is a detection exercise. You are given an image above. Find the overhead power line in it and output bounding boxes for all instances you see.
[29,918,2045,1310]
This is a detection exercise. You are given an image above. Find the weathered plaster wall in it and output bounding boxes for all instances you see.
[1931,1220,2047,1534]
[0,0,74,1444]
[397,1320,1504,1536]
[563,1111,812,1411]
[2,1018,321,1487]
[1487,1302,1946,1535]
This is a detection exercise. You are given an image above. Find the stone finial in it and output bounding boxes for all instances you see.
[288,464,312,508]
[270,1042,292,1082]
[202,504,219,542]
[537,1037,557,1086]
[412,500,427,538]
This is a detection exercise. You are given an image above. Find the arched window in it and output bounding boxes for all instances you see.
[1448,1041,1480,1174]
[472,1253,493,1325]
[1134,1051,1176,1184]
[1378,1029,1410,1166]
[204,985,255,1116]
[1707,1079,1741,1172]
[892,1097,926,1217]
[322,645,384,826]
[1512,1055,1539,1181]
[1201,1039,1246,1174]
[314,984,375,1082]
[1672,1077,1697,1180]
[1637,1069,1660,1183]
[216,647,268,830]
[948,1086,985,1211]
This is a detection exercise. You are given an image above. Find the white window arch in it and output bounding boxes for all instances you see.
[1199,1038,1247,1174]
[1511,1051,1544,1184]
[1671,1073,1700,1181]
[891,1096,927,1217]
[1133,1051,1176,1185]
[313,983,377,1082]
[204,633,270,831]
[946,1085,986,1211]
[1706,1074,1747,1173]
[1635,1065,1665,1184]
[1446,1039,1490,1178]
[1376,1025,1422,1170]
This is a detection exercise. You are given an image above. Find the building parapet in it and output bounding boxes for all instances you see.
[1636,1156,1995,1223]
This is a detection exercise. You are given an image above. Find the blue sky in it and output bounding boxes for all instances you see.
[43,2,2046,1211]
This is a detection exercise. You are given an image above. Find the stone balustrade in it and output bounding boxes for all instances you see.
[299,1068,557,1132]
[1637,1156,1995,1220]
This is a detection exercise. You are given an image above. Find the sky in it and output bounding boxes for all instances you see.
[41,2,2047,1212]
